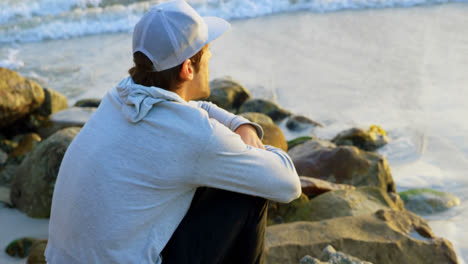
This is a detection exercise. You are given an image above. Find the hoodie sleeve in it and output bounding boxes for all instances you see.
[193,118,301,203]
[189,101,263,139]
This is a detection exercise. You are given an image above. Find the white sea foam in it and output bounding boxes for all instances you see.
[0,0,467,43]
[0,48,24,70]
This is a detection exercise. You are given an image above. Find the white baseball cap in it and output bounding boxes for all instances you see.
[132,0,230,72]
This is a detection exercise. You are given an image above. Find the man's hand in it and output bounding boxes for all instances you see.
[234,124,265,150]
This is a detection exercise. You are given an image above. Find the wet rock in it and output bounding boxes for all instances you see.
[293,186,404,222]
[74,98,101,108]
[288,140,396,193]
[265,210,458,264]
[286,115,324,132]
[261,123,288,152]
[239,99,292,123]
[399,188,460,215]
[38,107,95,138]
[0,68,45,127]
[207,77,251,113]
[240,112,274,125]
[36,88,68,117]
[288,136,314,151]
[10,127,81,218]
[0,162,19,185]
[300,176,355,198]
[331,125,389,151]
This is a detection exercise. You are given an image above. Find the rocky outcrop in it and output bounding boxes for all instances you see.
[399,188,460,215]
[207,77,251,113]
[36,88,68,117]
[288,139,396,193]
[10,127,81,218]
[0,68,45,127]
[268,193,310,225]
[239,99,292,122]
[331,125,389,151]
[292,186,404,222]
[265,210,458,264]
[38,107,95,138]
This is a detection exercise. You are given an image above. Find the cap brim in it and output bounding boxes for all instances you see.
[203,16,231,43]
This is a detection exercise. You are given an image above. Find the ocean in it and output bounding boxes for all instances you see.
[1,0,468,263]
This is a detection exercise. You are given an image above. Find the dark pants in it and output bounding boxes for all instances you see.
[161,187,269,264]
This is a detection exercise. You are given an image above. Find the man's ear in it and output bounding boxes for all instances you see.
[180,59,194,81]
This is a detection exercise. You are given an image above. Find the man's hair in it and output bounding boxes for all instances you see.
[128,47,205,91]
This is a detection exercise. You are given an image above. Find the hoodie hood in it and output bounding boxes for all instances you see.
[114,77,187,123]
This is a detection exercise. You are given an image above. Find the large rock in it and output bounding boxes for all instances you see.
[9,133,41,159]
[38,107,95,138]
[0,161,20,185]
[293,186,404,222]
[239,99,292,123]
[399,188,460,215]
[0,68,45,127]
[265,210,458,264]
[10,127,81,218]
[268,193,310,225]
[74,98,101,108]
[207,78,251,113]
[288,139,396,193]
[331,125,389,151]
[27,239,47,264]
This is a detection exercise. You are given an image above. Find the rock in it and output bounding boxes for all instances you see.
[265,210,458,264]
[288,136,313,151]
[9,133,41,159]
[36,88,68,117]
[399,188,460,215]
[239,99,292,122]
[26,240,47,264]
[286,115,324,132]
[0,139,18,153]
[5,237,36,258]
[293,186,404,222]
[0,149,7,166]
[10,127,81,218]
[240,112,274,125]
[74,98,101,108]
[288,140,396,193]
[300,176,355,198]
[38,107,95,138]
[261,123,288,152]
[300,255,326,264]
[0,162,19,185]
[0,185,10,204]
[268,193,309,225]
[0,68,45,127]
[319,245,373,264]
[207,77,251,113]
[331,125,389,151]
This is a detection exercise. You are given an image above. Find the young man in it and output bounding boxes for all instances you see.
[45,1,301,263]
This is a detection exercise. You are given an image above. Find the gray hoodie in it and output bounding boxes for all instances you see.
[45,76,301,264]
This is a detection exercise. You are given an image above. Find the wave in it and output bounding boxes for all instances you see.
[0,0,466,44]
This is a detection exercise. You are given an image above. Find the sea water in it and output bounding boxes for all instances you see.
[1,1,467,263]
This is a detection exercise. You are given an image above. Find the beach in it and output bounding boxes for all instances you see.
[1,2,468,263]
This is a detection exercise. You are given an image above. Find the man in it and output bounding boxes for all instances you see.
[45,0,301,263]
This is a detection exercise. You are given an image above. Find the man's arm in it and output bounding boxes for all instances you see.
[192,118,301,203]
[189,100,263,139]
